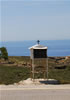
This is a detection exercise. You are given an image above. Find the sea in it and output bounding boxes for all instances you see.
[0,40,70,57]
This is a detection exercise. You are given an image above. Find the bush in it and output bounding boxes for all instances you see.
[0,47,8,60]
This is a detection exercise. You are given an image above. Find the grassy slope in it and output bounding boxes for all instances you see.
[0,65,30,85]
[48,65,70,84]
[0,64,70,84]
[0,56,70,84]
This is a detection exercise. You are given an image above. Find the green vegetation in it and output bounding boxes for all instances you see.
[0,65,30,85]
[48,65,70,84]
[0,56,70,85]
[0,47,8,60]
[0,64,70,84]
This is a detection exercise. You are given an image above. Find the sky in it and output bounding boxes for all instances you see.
[0,0,70,41]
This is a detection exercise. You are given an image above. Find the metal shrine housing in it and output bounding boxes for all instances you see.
[29,41,48,81]
[29,44,48,59]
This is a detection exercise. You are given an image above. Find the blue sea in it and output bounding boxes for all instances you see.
[0,40,70,57]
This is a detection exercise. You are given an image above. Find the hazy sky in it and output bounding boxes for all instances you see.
[1,0,70,41]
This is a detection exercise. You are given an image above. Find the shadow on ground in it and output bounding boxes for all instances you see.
[39,80,60,85]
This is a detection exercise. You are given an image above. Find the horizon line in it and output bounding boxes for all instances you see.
[0,39,70,42]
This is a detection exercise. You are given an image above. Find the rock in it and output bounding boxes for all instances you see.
[18,78,60,85]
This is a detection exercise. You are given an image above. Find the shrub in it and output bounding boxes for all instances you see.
[0,47,8,60]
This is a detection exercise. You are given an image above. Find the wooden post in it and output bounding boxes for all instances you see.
[30,59,32,80]
[47,57,48,81]
[32,59,35,82]
[44,71,46,80]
